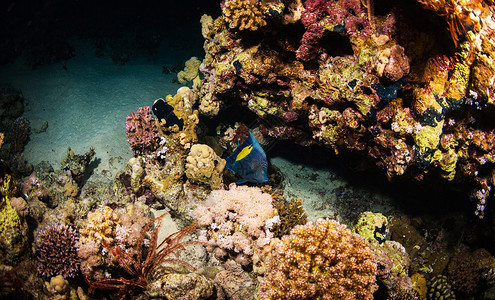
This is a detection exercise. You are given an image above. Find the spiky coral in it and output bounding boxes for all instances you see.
[259,218,377,299]
[35,224,80,278]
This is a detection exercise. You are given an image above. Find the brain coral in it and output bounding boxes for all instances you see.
[259,218,377,299]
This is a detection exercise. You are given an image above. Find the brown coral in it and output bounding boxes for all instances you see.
[259,218,377,299]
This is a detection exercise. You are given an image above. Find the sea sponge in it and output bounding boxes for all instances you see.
[35,224,80,278]
[185,144,226,189]
[193,185,278,265]
[222,0,267,31]
[259,218,377,299]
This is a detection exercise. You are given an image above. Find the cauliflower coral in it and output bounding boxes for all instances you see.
[259,218,377,299]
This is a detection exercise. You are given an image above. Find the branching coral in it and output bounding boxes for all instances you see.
[259,218,377,299]
[35,224,80,278]
[193,185,279,265]
[125,106,160,155]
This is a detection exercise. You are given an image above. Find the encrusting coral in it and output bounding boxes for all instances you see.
[185,144,226,189]
[259,218,377,299]
[193,185,279,265]
[35,224,80,278]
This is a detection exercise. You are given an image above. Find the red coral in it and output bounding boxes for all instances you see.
[125,106,159,155]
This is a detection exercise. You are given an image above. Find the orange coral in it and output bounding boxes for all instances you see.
[222,0,267,31]
[259,218,377,299]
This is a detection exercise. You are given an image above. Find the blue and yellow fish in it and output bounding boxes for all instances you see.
[226,131,268,184]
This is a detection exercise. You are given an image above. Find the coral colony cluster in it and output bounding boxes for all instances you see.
[2,0,495,299]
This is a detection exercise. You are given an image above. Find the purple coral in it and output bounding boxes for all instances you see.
[125,106,159,155]
[35,224,80,278]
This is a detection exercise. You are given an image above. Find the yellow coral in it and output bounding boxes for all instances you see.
[156,87,199,149]
[411,273,427,297]
[222,0,267,31]
[0,133,4,149]
[177,57,202,88]
[80,206,120,246]
[185,144,226,189]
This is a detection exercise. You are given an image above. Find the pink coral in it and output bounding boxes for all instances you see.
[193,185,279,265]
[125,106,160,155]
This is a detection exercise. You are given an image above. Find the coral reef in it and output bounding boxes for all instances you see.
[77,204,153,280]
[35,224,80,278]
[146,272,215,300]
[125,106,160,156]
[198,0,495,217]
[86,213,204,300]
[185,144,226,189]
[259,218,377,299]
[194,185,279,265]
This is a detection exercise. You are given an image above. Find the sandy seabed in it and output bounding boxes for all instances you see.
[0,41,186,180]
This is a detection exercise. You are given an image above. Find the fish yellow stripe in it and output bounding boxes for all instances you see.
[236,145,253,161]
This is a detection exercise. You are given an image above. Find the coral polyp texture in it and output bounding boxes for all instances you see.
[259,218,377,299]
[125,106,159,155]
[35,224,80,278]
[193,185,279,265]
[199,0,495,217]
